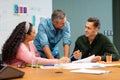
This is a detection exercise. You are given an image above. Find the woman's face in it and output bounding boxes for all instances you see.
[26,27,36,41]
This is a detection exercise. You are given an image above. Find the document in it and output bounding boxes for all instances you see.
[103,63,120,67]
[55,63,105,69]
[70,68,111,74]
[72,55,95,63]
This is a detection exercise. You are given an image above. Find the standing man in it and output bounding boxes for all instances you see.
[71,17,119,62]
[34,9,71,59]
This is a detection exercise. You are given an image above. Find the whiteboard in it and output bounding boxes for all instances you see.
[0,0,52,53]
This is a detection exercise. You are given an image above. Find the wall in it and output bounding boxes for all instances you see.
[53,0,112,56]
[0,0,52,53]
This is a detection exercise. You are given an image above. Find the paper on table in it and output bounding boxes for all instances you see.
[103,63,120,67]
[72,55,95,63]
[55,63,105,69]
[70,68,111,74]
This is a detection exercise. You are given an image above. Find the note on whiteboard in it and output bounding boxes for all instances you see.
[72,55,95,63]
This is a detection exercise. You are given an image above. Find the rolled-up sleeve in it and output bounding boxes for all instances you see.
[63,21,72,45]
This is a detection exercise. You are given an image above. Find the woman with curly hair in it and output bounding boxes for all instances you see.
[2,21,69,66]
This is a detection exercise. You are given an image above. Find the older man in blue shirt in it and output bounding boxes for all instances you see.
[34,9,71,59]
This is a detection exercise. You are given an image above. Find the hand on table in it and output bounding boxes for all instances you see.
[91,56,101,62]
[58,57,70,63]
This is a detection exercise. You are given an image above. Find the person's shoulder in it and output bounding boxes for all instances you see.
[39,18,52,28]
[19,42,24,47]
[64,21,70,27]
[75,35,86,44]
[18,42,26,51]
[40,18,51,25]
[28,41,36,49]
[66,20,71,25]
[98,33,107,38]
[66,20,70,24]
[78,35,85,38]
[76,35,85,40]
[97,33,110,41]
[45,18,51,22]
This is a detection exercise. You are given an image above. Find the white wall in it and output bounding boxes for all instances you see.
[0,0,52,53]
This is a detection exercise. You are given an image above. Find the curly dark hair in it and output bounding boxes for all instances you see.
[2,21,33,64]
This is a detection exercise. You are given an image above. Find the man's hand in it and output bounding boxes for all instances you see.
[58,57,70,63]
[73,50,82,59]
[91,56,101,62]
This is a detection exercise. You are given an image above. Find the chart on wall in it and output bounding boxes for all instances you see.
[0,0,52,53]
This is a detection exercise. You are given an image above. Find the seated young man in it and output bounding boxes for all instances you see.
[70,17,119,62]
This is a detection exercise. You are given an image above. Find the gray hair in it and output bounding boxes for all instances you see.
[52,9,66,23]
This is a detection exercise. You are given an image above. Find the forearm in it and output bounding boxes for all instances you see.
[43,46,54,59]
[37,57,58,64]
[64,44,70,57]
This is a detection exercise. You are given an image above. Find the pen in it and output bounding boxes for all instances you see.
[43,64,54,66]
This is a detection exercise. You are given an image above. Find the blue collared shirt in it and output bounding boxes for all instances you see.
[34,18,71,58]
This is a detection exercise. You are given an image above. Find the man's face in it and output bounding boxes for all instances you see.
[85,22,98,38]
[53,17,66,29]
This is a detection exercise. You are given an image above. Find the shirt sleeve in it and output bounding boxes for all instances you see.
[101,36,120,61]
[37,23,49,48]
[70,38,80,61]
[63,21,72,45]
[16,43,58,64]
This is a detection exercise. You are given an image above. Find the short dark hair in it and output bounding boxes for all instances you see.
[52,9,66,23]
[87,17,100,29]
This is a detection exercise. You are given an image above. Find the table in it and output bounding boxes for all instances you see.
[12,62,120,80]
